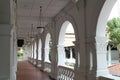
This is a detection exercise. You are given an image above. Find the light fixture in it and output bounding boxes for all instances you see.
[37,6,44,34]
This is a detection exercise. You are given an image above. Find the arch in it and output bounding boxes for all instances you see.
[96,0,117,37]
[58,21,71,45]
[38,39,42,60]
[95,0,118,77]
[58,21,76,66]
[44,33,51,62]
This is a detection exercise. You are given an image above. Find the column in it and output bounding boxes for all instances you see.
[57,45,66,66]
[108,45,112,66]
[95,36,110,77]
[50,44,58,79]
[85,36,96,80]
[41,48,45,70]
[38,47,42,60]
[70,47,73,59]
[10,27,17,80]
[33,43,37,65]
[32,43,34,63]
[70,34,88,80]
[0,24,13,80]
[44,47,50,62]
[35,39,39,66]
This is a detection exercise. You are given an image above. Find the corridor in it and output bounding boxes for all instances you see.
[17,61,50,80]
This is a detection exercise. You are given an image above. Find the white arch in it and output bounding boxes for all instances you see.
[45,33,51,62]
[58,21,75,66]
[34,42,37,59]
[38,39,42,60]
[96,0,117,37]
[58,21,70,45]
[95,0,117,77]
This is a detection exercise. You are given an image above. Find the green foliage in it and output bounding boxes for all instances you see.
[65,62,75,67]
[17,52,23,57]
[107,17,120,47]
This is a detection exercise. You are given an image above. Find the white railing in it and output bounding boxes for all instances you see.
[37,60,42,67]
[57,66,74,80]
[44,62,51,73]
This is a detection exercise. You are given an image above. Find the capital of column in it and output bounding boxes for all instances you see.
[85,35,96,44]
[95,36,108,44]
[96,36,108,52]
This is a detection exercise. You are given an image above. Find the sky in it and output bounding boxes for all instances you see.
[108,0,120,20]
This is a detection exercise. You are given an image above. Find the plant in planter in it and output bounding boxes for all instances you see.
[107,17,120,61]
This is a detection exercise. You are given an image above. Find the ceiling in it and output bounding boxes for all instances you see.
[17,0,70,40]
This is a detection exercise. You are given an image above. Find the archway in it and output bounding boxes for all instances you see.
[58,21,76,68]
[96,0,119,78]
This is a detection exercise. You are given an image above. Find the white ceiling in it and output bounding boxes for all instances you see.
[17,0,70,39]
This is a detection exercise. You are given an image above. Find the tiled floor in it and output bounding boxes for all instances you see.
[17,61,50,80]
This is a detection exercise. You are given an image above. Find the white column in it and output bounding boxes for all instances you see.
[95,37,110,77]
[34,46,37,59]
[70,48,73,59]
[38,47,42,60]
[57,45,66,66]
[44,47,50,62]
[108,45,112,66]
[31,45,34,58]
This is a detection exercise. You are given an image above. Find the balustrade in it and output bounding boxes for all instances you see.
[44,62,51,73]
[57,66,74,80]
[37,60,42,67]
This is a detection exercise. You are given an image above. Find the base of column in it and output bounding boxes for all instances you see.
[85,69,96,80]
[97,69,110,77]
[10,66,16,80]
[0,76,9,80]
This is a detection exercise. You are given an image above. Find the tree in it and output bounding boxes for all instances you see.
[107,17,120,61]
[107,18,120,47]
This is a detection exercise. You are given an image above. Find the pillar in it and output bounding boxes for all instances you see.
[85,36,97,80]
[36,39,39,66]
[74,40,87,80]
[0,24,15,80]
[70,47,73,59]
[44,47,50,62]
[50,44,58,79]
[108,45,112,66]
[38,46,42,60]
[41,48,45,70]
[57,45,66,66]
[96,36,110,77]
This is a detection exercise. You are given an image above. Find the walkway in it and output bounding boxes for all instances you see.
[17,61,50,80]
